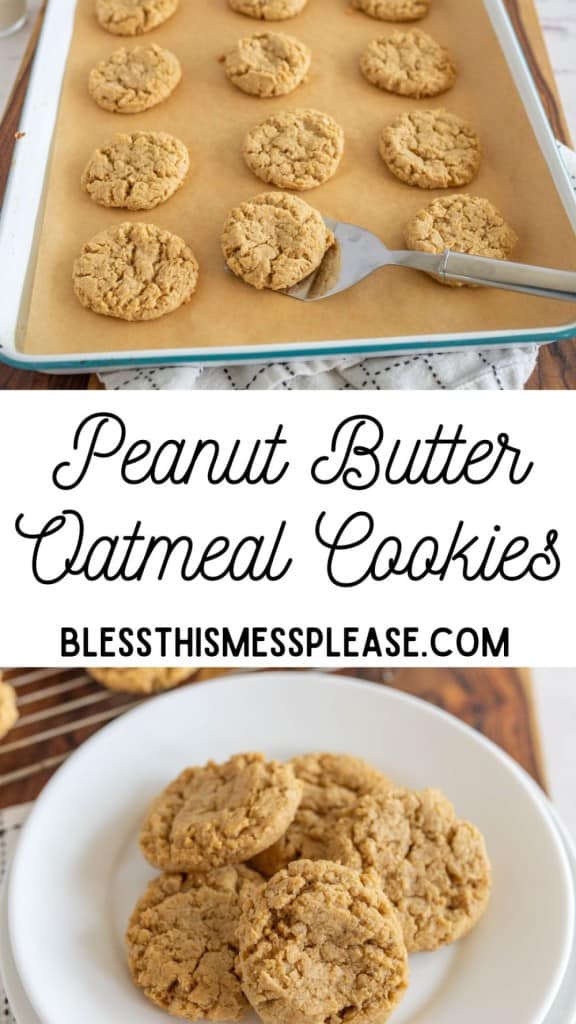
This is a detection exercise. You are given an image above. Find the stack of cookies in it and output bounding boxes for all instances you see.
[126,750,491,1023]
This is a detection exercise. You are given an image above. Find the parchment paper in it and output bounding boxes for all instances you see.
[20,0,576,356]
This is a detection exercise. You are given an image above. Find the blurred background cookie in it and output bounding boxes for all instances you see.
[86,666,196,693]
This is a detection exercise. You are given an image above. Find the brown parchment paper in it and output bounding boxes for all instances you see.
[20,0,576,356]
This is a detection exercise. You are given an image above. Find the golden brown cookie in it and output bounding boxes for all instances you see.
[86,667,194,693]
[81,131,190,210]
[140,752,303,871]
[352,0,430,20]
[73,222,199,321]
[0,681,18,741]
[225,32,311,98]
[332,787,492,952]
[243,109,344,190]
[252,753,390,876]
[405,193,518,286]
[88,44,181,113]
[96,0,179,36]
[221,191,333,290]
[361,30,456,98]
[238,859,408,1024]
[126,867,264,1021]
[229,0,308,19]
[379,109,482,189]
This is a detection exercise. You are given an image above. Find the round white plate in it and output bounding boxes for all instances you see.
[7,673,575,1024]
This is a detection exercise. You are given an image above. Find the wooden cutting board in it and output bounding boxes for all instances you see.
[0,0,574,390]
[0,667,546,809]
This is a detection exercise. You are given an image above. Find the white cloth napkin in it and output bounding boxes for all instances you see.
[100,144,576,392]
[0,803,29,1024]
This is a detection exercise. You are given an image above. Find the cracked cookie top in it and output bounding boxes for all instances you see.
[88,43,181,113]
[238,859,408,1024]
[95,0,179,36]
[225,32,311,97]
[140,752,303,871]
[221,191,333,290]
[352,0,431,20]
[229,0,308,19]
[361,29,456,98]
[243,109,344,190]
[126,867,264,1021]
[81,131,190,210]
[379,108,482,189]
[73,222,198,321]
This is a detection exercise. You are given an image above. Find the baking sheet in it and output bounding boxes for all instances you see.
[19,0,576,357]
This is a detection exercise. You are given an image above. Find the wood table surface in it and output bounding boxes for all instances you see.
[0,666,546,810]
[0,0,574,390]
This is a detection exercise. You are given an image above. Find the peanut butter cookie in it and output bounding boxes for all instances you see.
[352,0,430,20]
[229,0,308,19]
[331,787,492,952]
[126,867,264,1021]
[380,108,482,188]
[405,193,518,286]
[361,30,456,98]
[0,681,18,741]
[81,131,190,210]
[88,44,181,113]
[140,752,303,871]
[96,0,179,36]
[73,222,199,321]
[222,191,333,290]
[252,752,390,876]
[243,109,344,190]
[225,32,310,98]
[238,859,408,1024]
[86,667,194,693]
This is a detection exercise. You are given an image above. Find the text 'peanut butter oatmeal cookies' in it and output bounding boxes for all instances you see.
[405,194,518,286]
[86,667,194,693]
[229,0,308,19]
[238,860,409,1024]
[332,787,492,952]
[81,131,190,210]
[73,222,199,321]
[140,753,303,871]
[0,681,18,740]
[88,44,181,114]
[252,752,390,876]
[380,109,482,189]
[225,32,311,98]
[360,30,456,99]
[126,867,264,1021]
[243,110,345,190]
[222,191,333,290]
[352,0,431,21]
[96,0,179,36]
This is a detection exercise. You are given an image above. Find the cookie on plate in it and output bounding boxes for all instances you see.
[243,109,344,190]
[0,681,18,741]
[331,787,492,952]
[405,194,518,286]
[352,0,431,20]
[86,667,195,693]
[252,752,390,875]
[229,0,308,19]
[238,859,409,1024]
[95,0,179,36]
[88,44,181,113]
[221,191,333,290]
[126,867,264,1021]
[361,30,456,98]
[140,752,303,871]
[73,222,199,321]
[225,32,310,98]
[379,108,482,189]
[81,131,190,210]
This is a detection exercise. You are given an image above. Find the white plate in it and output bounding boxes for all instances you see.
[7,673,575,1024]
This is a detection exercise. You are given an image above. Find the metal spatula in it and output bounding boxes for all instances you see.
[283,215,576,302]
